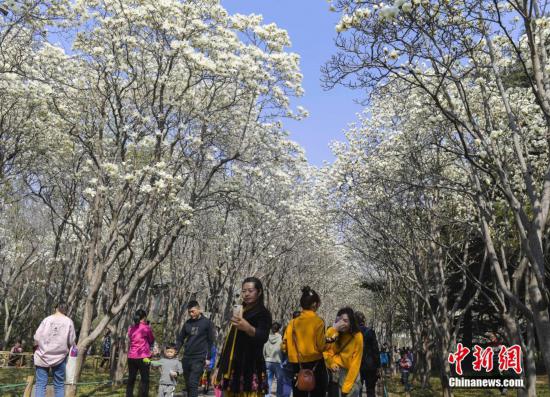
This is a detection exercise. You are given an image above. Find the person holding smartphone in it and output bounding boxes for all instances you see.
[215,277,272,397]
[281,286,328,397]
[324,308,364,397]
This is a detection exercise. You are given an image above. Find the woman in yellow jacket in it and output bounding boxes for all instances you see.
[281,286,328,397]
[324,307,364,397]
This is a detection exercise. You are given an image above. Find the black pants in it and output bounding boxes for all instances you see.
[360,369,377,397]
[292,359,328,397]
[183,357,205,397]
[126,358,150,397]
[100,353,110,369]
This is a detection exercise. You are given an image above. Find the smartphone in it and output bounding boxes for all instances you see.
[233,304,243,318]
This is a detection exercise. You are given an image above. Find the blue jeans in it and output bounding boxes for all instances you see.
[266,361,283,397]
[279,362,294,397]
[401,371,411,391]
[35,360,66,397]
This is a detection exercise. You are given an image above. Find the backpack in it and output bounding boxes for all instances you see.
[360,327,380,371]
[380,352,389,366]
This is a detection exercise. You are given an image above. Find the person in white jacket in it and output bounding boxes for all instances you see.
[263,322,283,397]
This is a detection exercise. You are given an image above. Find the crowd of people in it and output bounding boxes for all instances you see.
[28,277,414,397]
[377,344,415,391]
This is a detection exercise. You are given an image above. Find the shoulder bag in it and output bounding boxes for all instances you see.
[292,320,317,392]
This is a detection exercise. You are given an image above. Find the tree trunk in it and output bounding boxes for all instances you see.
[527,270,550,387]
[114,349,127,384]
[436,335,453,397]
[112,309,131,384]
[519,270,539,397]
[501,313,528,397]
[421,335,433,388]
[523,314,537,397]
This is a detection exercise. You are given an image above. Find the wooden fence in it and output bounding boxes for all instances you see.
[0,352,34,368]
[0,351,111,370]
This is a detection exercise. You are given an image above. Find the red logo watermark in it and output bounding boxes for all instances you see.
[448,343,470,375]
[472,345,493,372]
[448,344,522,375]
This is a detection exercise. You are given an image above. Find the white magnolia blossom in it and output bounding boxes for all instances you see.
[379,5,398,19]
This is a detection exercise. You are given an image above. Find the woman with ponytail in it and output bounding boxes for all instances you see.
[282,286,328,397]
[126,309,154,397]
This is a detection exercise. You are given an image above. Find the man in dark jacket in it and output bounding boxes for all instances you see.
[355,312,380,397]
[176,301,216,397]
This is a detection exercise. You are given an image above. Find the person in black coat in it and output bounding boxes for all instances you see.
[355,312,380,397]
[176,300,216,397]
[215,277,272,397]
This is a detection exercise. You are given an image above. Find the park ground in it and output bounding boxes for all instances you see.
[0,369,549,397]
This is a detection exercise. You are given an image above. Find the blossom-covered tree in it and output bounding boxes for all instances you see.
[325,0,550,393]
[0,1,369,395]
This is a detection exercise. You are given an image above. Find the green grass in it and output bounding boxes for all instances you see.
[0,366,186,396]
[1,368,549,396]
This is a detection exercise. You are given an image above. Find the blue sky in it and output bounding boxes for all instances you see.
[222,0,363,165]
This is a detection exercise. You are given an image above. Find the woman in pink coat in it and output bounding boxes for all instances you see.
[126,309,155,397]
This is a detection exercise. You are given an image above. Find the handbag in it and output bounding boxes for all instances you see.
[292,320,317,392]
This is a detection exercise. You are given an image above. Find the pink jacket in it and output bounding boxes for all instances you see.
[127,322,154,359]
[33,314,76,367]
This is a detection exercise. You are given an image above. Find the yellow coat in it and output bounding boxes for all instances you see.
[281,310,326,363]
[323,327,363,394]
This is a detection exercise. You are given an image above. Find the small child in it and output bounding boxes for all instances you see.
[399,351,412,392]
[145,343,183,397]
